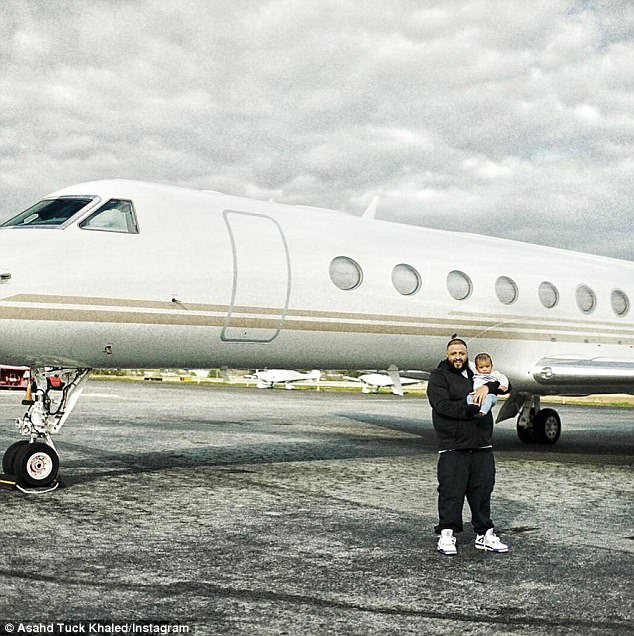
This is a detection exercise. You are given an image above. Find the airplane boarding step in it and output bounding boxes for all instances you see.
[0,474,60,494]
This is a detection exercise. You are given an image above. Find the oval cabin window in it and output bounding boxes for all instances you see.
[576,284,596,314]
[329,256,363,291]
[611,289,629,317]
[538,281,559,309]
[392,264,421,296]
[447,270,473,301]
[495,276,518,305]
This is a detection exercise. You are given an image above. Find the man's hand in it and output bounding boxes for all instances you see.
[471,385,489,406]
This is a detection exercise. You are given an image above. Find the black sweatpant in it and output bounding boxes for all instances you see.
[435,448,495,535]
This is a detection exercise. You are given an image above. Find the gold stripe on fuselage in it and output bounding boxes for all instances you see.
[1,294,632,345]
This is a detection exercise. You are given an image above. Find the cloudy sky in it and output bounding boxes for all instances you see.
[1,0,632,259]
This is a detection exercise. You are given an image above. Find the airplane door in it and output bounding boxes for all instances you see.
[221,210,290,342]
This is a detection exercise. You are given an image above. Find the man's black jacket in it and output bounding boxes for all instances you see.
[427,359,505,451]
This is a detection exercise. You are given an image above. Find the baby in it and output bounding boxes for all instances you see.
[467,353,509,416]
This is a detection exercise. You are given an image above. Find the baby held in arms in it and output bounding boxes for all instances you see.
[466,353,509,416]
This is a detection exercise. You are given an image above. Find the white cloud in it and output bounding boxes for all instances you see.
[0,0,632,259]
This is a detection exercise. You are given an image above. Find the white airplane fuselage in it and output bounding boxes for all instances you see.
[0,179,632,397]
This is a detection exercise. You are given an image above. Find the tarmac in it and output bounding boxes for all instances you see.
[0,380,631,635]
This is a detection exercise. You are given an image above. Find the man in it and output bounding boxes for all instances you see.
[426,337,509,555]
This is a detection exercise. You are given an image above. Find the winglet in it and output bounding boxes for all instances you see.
[362,196,379,220]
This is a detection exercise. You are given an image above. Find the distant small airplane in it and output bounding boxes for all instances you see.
[0,178,631,489]
[345,365,427,395]
[249,369,321,389]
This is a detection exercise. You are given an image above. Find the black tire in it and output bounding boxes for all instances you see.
[534,408,561,445]
[14,442,59,487]
[516,420,537,444]
[2,440,30,475]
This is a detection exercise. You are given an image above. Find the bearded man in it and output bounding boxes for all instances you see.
[427,337,509,556]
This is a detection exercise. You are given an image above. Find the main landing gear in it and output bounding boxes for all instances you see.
[515,395,561,445]
[2,368,90,489]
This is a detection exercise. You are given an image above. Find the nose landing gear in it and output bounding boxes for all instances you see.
[2,367,90,490]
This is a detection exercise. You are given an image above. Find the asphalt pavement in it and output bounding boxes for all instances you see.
[0,381,631,635]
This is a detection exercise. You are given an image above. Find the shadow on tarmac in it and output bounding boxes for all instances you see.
[340,409,634,456]
[57,434,424,488]
[55,404,632,490]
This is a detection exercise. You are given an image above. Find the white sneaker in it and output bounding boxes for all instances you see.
[475,528,508,553]
[437,529,457,555]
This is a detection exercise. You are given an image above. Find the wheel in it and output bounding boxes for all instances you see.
[516,419,537,444]
[2,440,30,475]
[534,408,561,445]
[14,442,59,487]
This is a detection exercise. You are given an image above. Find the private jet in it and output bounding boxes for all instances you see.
[0,179,632,488]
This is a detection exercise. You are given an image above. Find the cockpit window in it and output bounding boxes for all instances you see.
[1,197,94,228]
[79,199,139,234]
